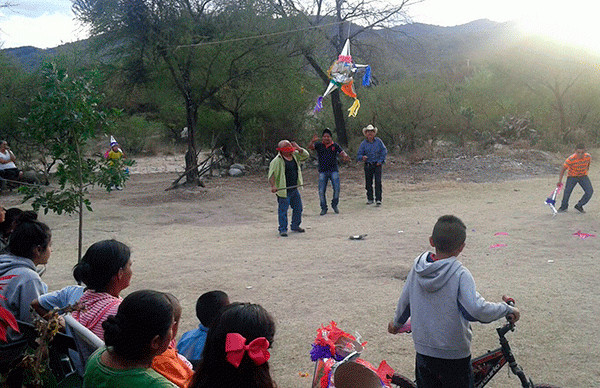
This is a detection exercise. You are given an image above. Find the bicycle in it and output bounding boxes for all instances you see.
[389,297,560,388]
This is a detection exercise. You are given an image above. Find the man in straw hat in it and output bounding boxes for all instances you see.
[268,140,310,237]
[357,125,387,206]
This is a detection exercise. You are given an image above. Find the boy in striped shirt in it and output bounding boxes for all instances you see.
[558,143,593,213]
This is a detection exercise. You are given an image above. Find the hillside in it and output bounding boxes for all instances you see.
[1,19,518,73]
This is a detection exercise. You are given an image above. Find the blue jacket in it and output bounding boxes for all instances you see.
[357,137,387,164]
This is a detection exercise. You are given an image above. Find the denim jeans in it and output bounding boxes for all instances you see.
[277,188,302,232]
[415,353,474,388]
[364,163,382,201]
[560,175,593,209]
[318,171,340,210]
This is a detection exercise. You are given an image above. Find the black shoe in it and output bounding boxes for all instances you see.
[332,206,339,214]
[320,209,327,216]
[279,231,288,237]
[557,207,567,213]
[574,204,585,213]
[366,200,374,205]
[376,201,381,207]
[291,227,305,233]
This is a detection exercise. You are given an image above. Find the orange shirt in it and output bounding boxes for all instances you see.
[151,347,194,388]
[564,153,591,177]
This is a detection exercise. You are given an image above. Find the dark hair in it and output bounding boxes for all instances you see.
[575,143,585,150]
[102,290,173,361]
[190,303,276,388]
[0,208,23,238]
[431,215,466,254]
[196,290,229,327]
[72,240,130,292]
[322,128,333,137]
[7,220,51,259]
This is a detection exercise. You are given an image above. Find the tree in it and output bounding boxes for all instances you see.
[271,0,411,145]
[19,63,131,262]
[73,0,300,184]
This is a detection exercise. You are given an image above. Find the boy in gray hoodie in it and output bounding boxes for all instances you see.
[388,215,520,388]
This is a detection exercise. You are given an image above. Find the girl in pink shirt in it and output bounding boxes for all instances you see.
[71,240,132,340]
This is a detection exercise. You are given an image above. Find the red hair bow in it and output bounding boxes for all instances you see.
[225,333,270,368]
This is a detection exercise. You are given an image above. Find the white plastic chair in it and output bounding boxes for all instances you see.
[64,314,105,377]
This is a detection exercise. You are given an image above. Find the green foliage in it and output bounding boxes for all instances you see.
[112,114,167,154]
[19,62,132,260]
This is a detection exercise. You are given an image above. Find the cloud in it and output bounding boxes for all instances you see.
[0,12,87,49]
[2,0,73,19]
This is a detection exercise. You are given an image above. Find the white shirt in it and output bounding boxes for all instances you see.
[0,150,16,170]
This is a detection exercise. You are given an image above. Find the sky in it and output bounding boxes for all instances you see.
[0,0,597,52]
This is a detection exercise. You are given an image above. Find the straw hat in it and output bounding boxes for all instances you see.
[362,124,377,135]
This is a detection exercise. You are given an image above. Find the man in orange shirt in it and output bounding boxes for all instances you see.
[558,143,593,213]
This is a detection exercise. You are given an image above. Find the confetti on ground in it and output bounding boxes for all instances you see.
[298,372,309,377]
[494,232,509,236]
[490,244,508,248]
[573,230,596,239]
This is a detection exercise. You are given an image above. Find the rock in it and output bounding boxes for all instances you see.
[230,163,246,171]
[229,168,243,177]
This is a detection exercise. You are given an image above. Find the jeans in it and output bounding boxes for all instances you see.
[364,163,382,201]
[415,353,474,388]
[560,175,593,209]
[318,171,340,210]
[277,188,302,232]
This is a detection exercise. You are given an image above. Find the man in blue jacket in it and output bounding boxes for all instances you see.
[356,125,387,206]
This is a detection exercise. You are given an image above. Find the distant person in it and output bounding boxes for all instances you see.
[268,140,310,237]
[388,215,519,388]
[83,290,177,388]
[356,125,387,206]
[152,293,194,388]
[308,128,350,215]
[0,220,52,339]
[189,302,276,388]
[177,290,230,367]
[71,239,133,340]
[0,140,23,187]
[557,143,593,213]
[0,208,38,252]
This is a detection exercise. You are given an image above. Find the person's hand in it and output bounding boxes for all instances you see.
[271,186,278,193]
[362,155,368,162]
[291,141,300,150]
[557,182,563,188]
[311,134,319,142]
[507,307,520,323]
[376,162,381,166]
[388,321,400,334]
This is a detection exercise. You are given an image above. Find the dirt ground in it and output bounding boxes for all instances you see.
[2,149,598,387]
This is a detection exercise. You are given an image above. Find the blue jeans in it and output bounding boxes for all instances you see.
[415,353,474,388]
[319,171,340,210]
[560,175,593,209]
[277,189,302,232]
[364,163,382,201]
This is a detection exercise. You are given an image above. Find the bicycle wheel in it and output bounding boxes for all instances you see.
[390,373,416,388]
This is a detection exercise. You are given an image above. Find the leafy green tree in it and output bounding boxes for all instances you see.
[20,63,132,262]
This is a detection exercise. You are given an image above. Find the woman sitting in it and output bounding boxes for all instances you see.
[0,220,52,340]
[71,239,132,340]
[189,302,276,388]
[0,140,22,186]
[83,290,176,388]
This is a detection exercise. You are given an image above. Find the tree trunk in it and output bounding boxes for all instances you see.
[330,91,348,146]
[185,100,199,184]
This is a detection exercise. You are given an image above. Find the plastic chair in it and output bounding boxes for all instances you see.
[63,314,104,377]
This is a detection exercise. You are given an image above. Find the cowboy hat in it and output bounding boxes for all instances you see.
[362,124,378,135]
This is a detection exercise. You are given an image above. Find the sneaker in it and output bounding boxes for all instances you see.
[557,207,567,213]
[279,231,288,237]
[376,201,381,207]
[366,200,374,205]
[320,209,327,216]
[574,204,585,213]
[291,227,305,233]
[332,206,339,214]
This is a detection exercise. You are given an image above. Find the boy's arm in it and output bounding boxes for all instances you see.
[558,164,568,185]
[388,276,411,333]
[457,271,515,323]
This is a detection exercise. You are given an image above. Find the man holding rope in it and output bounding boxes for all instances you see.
[268,140,310,237]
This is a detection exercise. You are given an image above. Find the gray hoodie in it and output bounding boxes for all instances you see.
[0,253,48,339]
[393,252,513,359]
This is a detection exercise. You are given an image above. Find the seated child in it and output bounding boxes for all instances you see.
[188,302,276,388]
[388,215,520,388]
[177,290,229,367]
[152,293,194,388]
